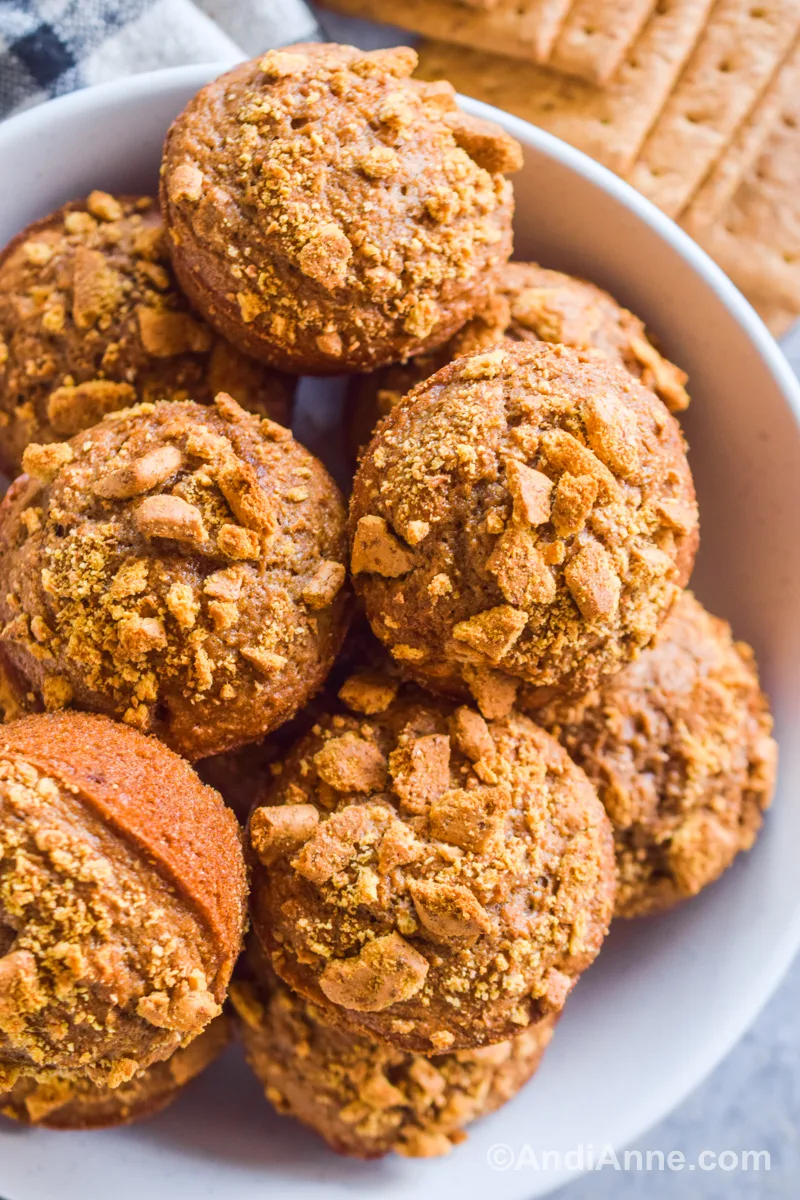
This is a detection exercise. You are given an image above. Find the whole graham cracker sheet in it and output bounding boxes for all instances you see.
[628,0,800,218]
[549,0,655,86]
[318,0,575,68]
[415,0,716,177]
[696,91,800,332]
[681,36,800,236]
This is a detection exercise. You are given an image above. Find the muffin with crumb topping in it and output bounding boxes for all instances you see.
[1,1014,230,1130]
[0,393,349,759]
[248,675,615,1054]
[232,940,556,1159]
[160,43,521,374]
[0,711,245,1090]
[0,192,291,476]
[528,592,777,917]
[350,341,698,714]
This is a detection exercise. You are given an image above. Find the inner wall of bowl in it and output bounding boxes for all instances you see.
[1,70,800,1200]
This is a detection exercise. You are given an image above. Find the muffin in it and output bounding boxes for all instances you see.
[0,193,292,476]
[349,261,689,455]
[248,677,615,1053]
[0,393,349,760]
[231,942,556,1159]
[529,592,777,917]
[0,1013,230,1129]
[160,44,521,374]
[350,341,699,713]
[0,712,246,1088]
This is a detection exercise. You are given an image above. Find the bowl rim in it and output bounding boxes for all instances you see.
[1,62,800,1199]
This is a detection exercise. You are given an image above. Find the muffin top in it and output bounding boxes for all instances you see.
[232,941,555,1159]
[160,44,520,373]
[349,260,689,454]
[0,712,245,1088]
[529,592,777,917]
[0,394,348,759]
[350,341,699,711]
[0,193,291,475]
[248,679,615,1053]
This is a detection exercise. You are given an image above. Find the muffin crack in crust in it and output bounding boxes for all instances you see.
[0,193,291,476]
[249,681,615,1053]
[0,394,349,759]
[160,44,521,372]
[529,592,777,917]
[350,341,699,711]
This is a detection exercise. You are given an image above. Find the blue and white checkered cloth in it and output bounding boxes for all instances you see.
[0,0,322,118]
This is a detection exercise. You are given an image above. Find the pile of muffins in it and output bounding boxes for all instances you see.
[0,44,777,1157]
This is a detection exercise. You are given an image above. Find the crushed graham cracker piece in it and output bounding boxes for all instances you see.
[429,785,510,855]
[217,524,260,560]
[408,879,492,945]
[339,673,399,716]
[94,445,184,499]
[505,458,553,526]
[388,733,451,814]
[134,493,208,545]
[449,706,494,762]
[452,605,528,662]
[351,515,415,577]
[22,441,73,483]
[314,732,387,793]
[251,804,319,866]
[302,560,346,610]
[319,932,429,1012]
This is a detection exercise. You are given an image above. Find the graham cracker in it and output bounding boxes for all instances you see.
[415,0,715,177]
[548,0,655,86]
[682,37,800,236]
[628,0,800,218]
[318,0,574,67]
[749,299,799,338]
[696,92,800,324]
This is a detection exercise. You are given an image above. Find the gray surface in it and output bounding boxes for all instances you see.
[554,953,800,1197]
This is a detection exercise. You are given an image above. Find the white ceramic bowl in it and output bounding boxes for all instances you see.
[1,64,800,1200]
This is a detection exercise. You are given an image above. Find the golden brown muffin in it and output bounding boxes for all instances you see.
[248,677,615,1053]
[350,341,699,713]
[349,261,690,455]
[160,44,520,374]
[0,393,349,760]
[527,592,777,918]
[0,193,292,476]
[0,711,246,1088]
[0,1013,231,1129]
[231,942,556,1159]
